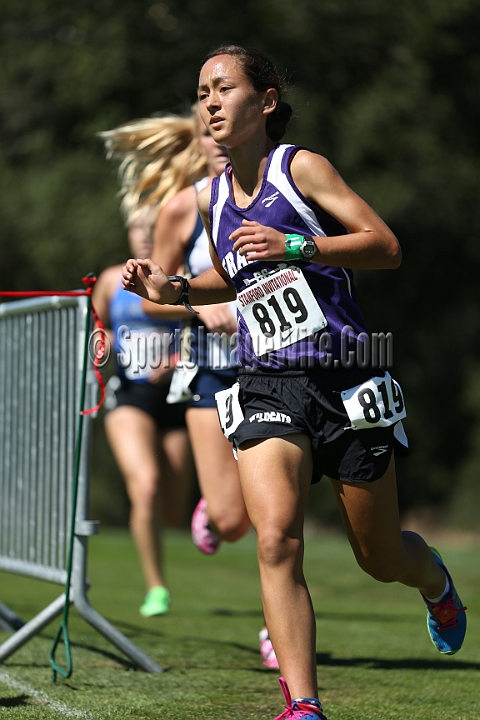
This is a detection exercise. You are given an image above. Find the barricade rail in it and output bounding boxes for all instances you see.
[0,292,161,675]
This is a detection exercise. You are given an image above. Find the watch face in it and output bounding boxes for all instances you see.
[300,240,316,258]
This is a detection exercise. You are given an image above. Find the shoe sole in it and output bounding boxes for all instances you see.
[140,606,170,617]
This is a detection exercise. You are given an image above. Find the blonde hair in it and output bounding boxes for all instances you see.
[99,112,208,225]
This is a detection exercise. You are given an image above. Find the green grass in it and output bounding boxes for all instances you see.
[0,528,479,719]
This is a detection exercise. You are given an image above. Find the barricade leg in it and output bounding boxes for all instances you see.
[0,594,66,663]
[74,596,163,673]
[71,533,163,674]
[0,602,24,631]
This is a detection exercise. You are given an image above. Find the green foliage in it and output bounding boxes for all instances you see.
[1,0,479,524]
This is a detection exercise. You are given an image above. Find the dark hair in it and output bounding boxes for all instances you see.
[202,45,292,142]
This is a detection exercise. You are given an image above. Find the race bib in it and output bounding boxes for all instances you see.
[215,382,244,440]
[237,267,327,357]
[341,372,407,430]
[166,363,199,404]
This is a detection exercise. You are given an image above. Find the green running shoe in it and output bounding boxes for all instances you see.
[140,586,170,617]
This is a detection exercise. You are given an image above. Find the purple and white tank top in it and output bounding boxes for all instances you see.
[209,144,369,371]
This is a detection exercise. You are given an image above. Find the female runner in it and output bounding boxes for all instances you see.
[93,208,193,617]
[122,45,466,717]
[103,109,277,668]
[146,112,250,552]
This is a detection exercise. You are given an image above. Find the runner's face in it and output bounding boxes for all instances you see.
[128,210,154,259]
[197,55,267,148]
[196,114,229,178]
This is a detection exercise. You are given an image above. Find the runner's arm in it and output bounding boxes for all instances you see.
[122,186,235,306]
[230,151,401,270]
[289,150,401,269]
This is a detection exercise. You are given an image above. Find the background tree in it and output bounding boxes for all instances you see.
[1,0,479,527]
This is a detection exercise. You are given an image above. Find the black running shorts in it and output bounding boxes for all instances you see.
[105,376,186,430]
[233,368,406,484]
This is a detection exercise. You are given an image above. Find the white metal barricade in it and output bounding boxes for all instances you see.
[0,294,161,673]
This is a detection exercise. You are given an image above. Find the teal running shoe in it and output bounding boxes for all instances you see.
[139,586,170,617]
[422,548,467,655]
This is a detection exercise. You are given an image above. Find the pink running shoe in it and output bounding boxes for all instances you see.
[191,498,221,555]
[274,677,327,720]
[259,628,279,669]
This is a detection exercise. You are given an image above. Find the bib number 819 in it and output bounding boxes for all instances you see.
[252,287,308,337]
[341,373,406,430]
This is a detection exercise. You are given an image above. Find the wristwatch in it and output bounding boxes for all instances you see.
[285,233,317,261]
[299,237,317,259]
[167,275,199,314]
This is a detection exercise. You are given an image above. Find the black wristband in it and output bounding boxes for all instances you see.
[167,275,199,314]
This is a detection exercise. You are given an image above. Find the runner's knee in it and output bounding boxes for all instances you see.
[126,472,160,511]
[209,505,250,541]
[257,527,302,568]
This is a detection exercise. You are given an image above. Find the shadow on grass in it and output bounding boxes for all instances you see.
[315,652,480,672]
[4,617,167,673]
[108,618,166,638]
[129,629,480,672]
[6,631,140,672]
[0,694,30,707]
[67,640,136,670]
[211,608,415,623]
[166,624,480,674]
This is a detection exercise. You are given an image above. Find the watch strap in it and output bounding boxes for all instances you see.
[285,234,304,260]
[167,275,199,314]
[285,234,316,260]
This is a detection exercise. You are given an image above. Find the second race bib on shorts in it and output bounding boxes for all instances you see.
[166,363,199,404]
[237,267,327,357]
[341,372,407,430]
[215,382,244,441]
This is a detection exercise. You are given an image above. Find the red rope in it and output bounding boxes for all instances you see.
[0,275,105,414]
[0,290,92,297]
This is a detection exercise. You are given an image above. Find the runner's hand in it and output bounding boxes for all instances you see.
[196,303,237,334]
[230,220,286,261]
[121,258,180,304]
